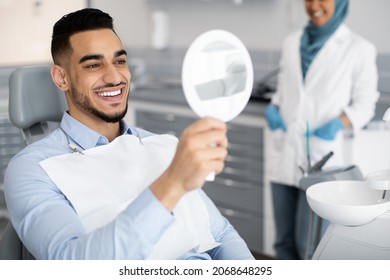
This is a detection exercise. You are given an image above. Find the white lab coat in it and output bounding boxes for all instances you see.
[269,24,379,186]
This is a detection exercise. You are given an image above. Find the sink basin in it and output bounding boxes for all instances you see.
[306,180,390,226]
[366,169,390,190]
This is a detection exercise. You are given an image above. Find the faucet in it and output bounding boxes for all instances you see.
[381,107,390,198]
[383,107,390,122]
[364,108,390,199]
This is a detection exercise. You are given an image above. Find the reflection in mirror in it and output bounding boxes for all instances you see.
[182,30,253,122]
[194,42,247,101]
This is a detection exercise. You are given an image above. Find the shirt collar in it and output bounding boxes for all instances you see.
[60,112,134,150]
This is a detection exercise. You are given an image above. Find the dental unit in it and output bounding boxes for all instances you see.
[306,107,390,259]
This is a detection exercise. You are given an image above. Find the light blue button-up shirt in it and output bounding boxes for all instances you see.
[4,112,254,260]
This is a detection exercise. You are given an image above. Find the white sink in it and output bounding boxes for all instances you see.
[306,180,390,226]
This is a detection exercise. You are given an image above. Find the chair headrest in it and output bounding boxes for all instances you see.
[8,65,68,129]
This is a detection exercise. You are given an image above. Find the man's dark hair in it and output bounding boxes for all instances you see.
[51,8,115,65]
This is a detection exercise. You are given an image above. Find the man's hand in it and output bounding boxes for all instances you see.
[151,117,228,211]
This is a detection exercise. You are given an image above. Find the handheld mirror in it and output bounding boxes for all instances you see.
[182,29,254,122]
[182,30,254,180]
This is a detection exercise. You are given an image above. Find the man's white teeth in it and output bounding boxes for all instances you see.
[314,10,324,17]
[98,89,121,97]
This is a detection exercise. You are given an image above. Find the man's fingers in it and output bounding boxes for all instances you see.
[182,117,227,136]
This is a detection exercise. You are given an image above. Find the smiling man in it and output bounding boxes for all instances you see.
[51,28,130,141]
[4,8,254,260]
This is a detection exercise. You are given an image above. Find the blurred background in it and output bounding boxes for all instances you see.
[1,0,389,259]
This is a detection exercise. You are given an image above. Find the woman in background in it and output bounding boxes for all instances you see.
[265,0,379,259]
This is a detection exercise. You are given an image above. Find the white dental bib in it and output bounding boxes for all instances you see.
[39,134,219,259]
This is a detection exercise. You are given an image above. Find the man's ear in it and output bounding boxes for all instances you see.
[51,65,69,91]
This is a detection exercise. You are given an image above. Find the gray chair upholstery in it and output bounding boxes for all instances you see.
[9,65,68,144]
[0,222,34,260]
[0,118,26,222]
[0,65,68,260]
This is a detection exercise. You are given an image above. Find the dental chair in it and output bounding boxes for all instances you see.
[9,65,68,144]
[0,65,67,259]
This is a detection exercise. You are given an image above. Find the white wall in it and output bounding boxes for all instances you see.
[1,0,389,66]
[0,0,85,66]
[92,0,390,54]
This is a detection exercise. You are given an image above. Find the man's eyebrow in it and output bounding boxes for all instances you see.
[78,50,127,64]
[115,49,127,57]
[79,54,104,64]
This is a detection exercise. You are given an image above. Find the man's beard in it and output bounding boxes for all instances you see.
[70,84,128,123]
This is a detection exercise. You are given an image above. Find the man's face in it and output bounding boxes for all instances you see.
[305,0,336,27]
[65,29,131,124]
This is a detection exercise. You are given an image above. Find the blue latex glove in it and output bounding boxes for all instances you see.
[265,104,287,131]
[311,118,344,141]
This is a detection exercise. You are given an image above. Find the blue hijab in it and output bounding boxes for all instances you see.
[300,0,349,79]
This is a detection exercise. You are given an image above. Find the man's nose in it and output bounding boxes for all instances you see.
[102,64,123,85]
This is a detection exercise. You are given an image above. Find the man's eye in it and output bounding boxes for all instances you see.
[86,63,100,69]
[115,59,127,65]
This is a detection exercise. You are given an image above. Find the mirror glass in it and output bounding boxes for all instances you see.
[182,30,253,122]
